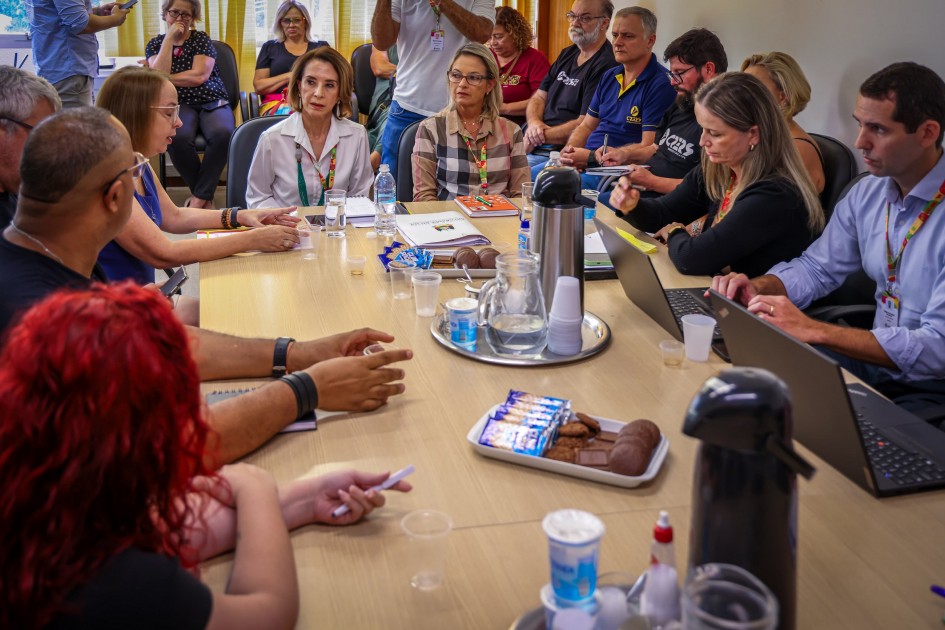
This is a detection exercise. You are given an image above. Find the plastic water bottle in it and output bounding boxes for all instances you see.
[373,164,397,236]
[517,219,530,251]
[544,151,561,169]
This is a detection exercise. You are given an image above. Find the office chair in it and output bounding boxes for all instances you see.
[224,115,289,208]
[159,40,240,188]
[350,43,376,119]
[396,120,422,201]
[810,133,858,221]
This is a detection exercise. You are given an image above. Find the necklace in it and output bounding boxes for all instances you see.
[10,222,64,265]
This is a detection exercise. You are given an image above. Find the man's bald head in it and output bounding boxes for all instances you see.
[20,107,129,204]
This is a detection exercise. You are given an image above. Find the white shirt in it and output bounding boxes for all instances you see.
[390,0,495,116]
[246,112,373,208]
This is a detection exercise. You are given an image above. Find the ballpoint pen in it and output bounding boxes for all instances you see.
[474,195,493,207]
[331,464,416,518]
[601,133,609,160]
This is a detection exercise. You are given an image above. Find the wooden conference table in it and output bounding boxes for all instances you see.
[199,202,945,629]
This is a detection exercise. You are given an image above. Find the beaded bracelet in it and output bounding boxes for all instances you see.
[220,208,230,229]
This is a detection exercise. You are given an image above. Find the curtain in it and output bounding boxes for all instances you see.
[497,0,536,30]
[332,0,373,61]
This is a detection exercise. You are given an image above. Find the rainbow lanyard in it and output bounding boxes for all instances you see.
[428,0,440,18]
[462,133,488,191]
[712,173,738,225]
[884,178,945,288]
[295,143,336,206]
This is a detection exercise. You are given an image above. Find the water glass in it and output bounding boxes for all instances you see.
[521,182,534,222]
[683,564,778,630]
[301,224,322,260]
[325,189,346,237]
[401,509,453,591]
[412,271,442,317]
[389,260,417,300]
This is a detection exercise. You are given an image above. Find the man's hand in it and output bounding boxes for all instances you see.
[239,207,302,228]
[288,328,397,370]
[709,272,758,305]
[559,145,591,169]
[306,470,413,526]
[610,175,641,213]
[306,349,413,412]
[746,294,827,344]
[524,122,549,150]
[597,145,629,167]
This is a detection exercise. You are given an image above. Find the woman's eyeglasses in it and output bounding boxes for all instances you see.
[151,104,181,121]
[447,70,490,86]
[166,9,193,20]
[102,152,149,194]
[281,17,305,26]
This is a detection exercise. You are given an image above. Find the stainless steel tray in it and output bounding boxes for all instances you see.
[430,311,611,366]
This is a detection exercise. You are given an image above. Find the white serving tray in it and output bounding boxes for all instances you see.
[466,407,669,488]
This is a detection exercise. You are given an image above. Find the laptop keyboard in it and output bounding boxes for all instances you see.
[856,416,945,486]
[666,289,721,338]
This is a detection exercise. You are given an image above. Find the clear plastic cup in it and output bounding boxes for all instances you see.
[412,271,442,317]
[401,509,453,591]
[325,189,346,238]
[389,260,417,300]
[659,339,685,367]
[521,182,534,222]
[681,314,716,362]
[346,255,366,276]
[682,564,778,630]
[301,224,322,260]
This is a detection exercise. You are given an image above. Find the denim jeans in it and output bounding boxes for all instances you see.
[379,100,426,181]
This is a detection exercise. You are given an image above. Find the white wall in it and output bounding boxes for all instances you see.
[615,0,945,168]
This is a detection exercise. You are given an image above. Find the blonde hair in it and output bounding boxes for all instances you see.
[442,43,503,121]
[160,0,200,22]
[695,72,824,233]
[97,66,169,154]
[287,47,354,120]
[272,0,314,42]
[740,51,811,119]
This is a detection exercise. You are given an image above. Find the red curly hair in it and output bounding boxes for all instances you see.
[0,282,216,628]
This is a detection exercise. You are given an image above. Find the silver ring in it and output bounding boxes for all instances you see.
[283,239,291,247]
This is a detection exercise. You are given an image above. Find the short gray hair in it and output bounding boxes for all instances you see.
[272,0,314,42]
[20,108,127,204]
[0,66,61,136]
[614,6,657,38]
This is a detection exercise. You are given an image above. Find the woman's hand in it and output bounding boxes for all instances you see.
[239,207,302,228]
[248,225,301,252]
[193,463,278,509]
[165,21,189,46]
[610,175,641,213]
[655,223,686,244]
[307,469,413,526]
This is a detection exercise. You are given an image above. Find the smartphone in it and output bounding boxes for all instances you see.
[160,266,188,297]
[119,0,139,10]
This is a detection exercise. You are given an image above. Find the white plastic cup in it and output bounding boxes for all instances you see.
[542,509,606,605]
[401,509,453,591]
[412,271,442,317]
[325,189,346,237]
[446,297,478,347]
[549,276,583,320]
[681,314,716,362]
[389,260,417,300]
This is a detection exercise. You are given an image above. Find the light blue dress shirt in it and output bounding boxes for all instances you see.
[769,151,945,382]
[26,0,98,85]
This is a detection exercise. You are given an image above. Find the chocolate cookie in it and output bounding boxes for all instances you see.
[559,422,592,438]
[574,412,601,435]
[477,247,500,269]
[455,247,480,269]
[555,436,588,449]
[545,445,576,463]
[617,419,661,451]
[609,439,652,476]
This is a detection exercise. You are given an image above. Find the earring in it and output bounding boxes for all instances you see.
[749,144,756,152]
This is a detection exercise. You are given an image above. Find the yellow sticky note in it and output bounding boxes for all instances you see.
[615,227,658,254]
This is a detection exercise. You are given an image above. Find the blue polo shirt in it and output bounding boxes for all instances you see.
[26,0,99,85]
[585,53,675,151]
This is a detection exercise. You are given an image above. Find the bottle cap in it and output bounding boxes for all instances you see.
[521,219,530,229]
[549,151,561,160]
[379,164,390,172]
[653,510,673,543]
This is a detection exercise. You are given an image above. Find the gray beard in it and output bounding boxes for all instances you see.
[570,23,602,48]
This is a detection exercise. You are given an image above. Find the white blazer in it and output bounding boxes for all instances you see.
[246,112,373,208]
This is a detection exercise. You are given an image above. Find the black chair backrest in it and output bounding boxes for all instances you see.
[810,132,857,220]
[350,43,376,118]
[226,115,288,208]
[396,120,422,201]
[211,40,240,111]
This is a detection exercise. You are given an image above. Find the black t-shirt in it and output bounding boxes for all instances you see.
[0,235,107,335]
[540,43,617,128]
[0,192,15,231]
[647,102,703,180]
[47,548,213,629]
[255,39,328,78]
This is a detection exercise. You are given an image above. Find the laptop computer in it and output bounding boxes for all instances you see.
[708,290,945,497]
[595,218,728,361]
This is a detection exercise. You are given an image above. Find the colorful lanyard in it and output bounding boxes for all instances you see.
[462,133,488,191]
[428,0,441,30]
[295,143,335,206]
[712,173,738,225]
[883,177,945,286]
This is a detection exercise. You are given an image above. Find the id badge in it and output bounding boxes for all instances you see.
[880,290,900,327]
[430,29,444,51]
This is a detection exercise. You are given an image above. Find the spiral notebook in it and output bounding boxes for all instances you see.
[205,388,317,433]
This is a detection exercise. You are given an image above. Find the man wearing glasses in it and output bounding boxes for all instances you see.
[0,67,61,231]
[0,108,413,463]
[559,6,675,188]
[600,28,727,206]
[26,0,131,108]
[524,0,616,177]
[372,0,495,180]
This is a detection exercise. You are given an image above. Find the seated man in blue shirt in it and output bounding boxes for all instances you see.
[557,6,675,188]
[713,62,945,419]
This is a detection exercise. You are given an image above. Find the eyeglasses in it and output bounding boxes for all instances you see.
[565,12,606,24]
[103,152,149,194]
[0,116,34,131]
[280,17,304,25]
[166,9,193,20]
[447,70,490,86]
[151,104,181,121]
[667,66,696,84]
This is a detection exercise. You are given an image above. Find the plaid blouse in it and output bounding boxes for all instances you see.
[412,110,530,201]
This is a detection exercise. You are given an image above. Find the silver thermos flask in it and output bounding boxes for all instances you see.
[530,167,598,314]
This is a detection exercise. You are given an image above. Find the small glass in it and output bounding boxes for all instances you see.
[325,189,347,238]
[346,255,366,276]
[683,564,778,630]
[301,223,322,260]
[412,271,442,317]
[659,339,685,367]
[389,260,417,300]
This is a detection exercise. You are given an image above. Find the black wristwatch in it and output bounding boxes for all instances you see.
[272,337,295,377]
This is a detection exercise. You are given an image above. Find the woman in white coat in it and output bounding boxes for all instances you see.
[247,47,373,208]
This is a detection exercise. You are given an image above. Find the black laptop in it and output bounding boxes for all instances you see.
[595,219,728,360]
[708,290,945,497]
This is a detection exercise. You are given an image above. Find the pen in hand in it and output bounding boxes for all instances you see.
[601,133,609,162]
